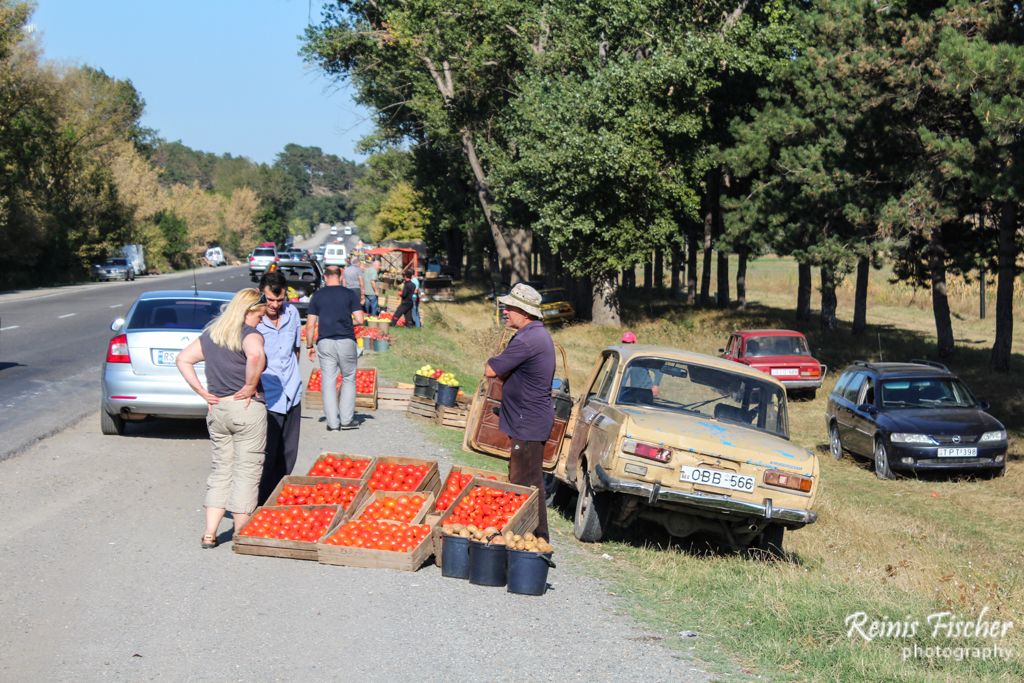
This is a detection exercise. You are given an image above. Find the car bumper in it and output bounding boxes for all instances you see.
[102,368,209,418]
[889,443,1007,471]
[94,272,129,281]
[594,464,817,526]
[780,378,824,390]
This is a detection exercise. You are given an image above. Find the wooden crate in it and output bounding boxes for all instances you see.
[364,456,442,497]
[435,399,470,430]
[266,475,367,513]
[306,452,376,482]
[233,505,347,561]
[317,520,434,571]
[384,294,402,311]
[406,395,437,421]
[431,478,540,565]
[377,385,413,411]
[349,490,435,525]
[305,368,378,411]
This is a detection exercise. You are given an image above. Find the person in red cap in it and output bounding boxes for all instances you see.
[620,330,660,398]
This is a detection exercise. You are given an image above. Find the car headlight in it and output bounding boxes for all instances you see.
[890,433,937,444]
[979,430,1007,442]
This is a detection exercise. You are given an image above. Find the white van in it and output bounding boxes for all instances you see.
[323,243,348,267]
[204,246,226,267]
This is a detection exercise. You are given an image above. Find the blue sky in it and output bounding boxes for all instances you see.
[30,0,373,164]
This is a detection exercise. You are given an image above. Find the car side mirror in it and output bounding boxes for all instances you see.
[857,403,876,415]
[978,400,990,411]
[111,318,125,332]
[718,348,725,354]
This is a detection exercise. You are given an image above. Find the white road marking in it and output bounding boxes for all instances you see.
[58,313,76,319]
[109,304,123,308]
[0,325,19,331]
[205,281,213,285]
[219,279,225,282]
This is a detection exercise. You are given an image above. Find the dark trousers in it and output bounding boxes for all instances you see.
[509,438,548,539]
[391,300,414,327]
[258,401,302,505]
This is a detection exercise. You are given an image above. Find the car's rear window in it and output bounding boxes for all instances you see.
[745,335,809,357]
[127,299,227,331]
[253,248,276,257]
[541,290,568,304]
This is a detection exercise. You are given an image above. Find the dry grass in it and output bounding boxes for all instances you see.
[371,269,1024,680]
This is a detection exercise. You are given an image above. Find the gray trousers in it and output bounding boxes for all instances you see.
[316,338,358,428]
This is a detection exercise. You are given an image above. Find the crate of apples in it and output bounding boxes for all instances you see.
[307,453,374,480]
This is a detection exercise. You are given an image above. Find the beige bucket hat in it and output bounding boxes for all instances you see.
[498,283,543,318]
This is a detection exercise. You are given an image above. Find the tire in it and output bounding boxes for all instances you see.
[804,389,817,400]
[874,438,894,480]
[828,422,843,460]
[573,467,610,542]
[100,411,125,436]
[751,524,785,558]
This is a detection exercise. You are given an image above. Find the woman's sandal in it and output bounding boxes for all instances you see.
[201,534,218,549]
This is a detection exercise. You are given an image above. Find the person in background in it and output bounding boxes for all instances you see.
[255,270,303,505]
[343,255,363,302]
[389,270,416,328]
[306,266,365,430]
[176,288,267,549]
[484,283,554,540]
[620,331,661,398]
[362,258,380,316]
[410,270,423,328]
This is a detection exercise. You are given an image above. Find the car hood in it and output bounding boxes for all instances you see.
[880,408,1003,434]
[619,408,815,472]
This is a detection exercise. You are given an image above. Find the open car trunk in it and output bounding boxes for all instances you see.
[463,340,574,470]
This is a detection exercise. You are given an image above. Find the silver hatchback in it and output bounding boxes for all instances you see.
[100,290,234,435]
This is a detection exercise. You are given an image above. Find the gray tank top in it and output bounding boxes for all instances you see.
[199,325,263,399]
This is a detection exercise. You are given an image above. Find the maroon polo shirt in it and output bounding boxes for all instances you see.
[487,321,555,441]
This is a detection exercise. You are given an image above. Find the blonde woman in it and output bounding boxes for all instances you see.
[177,288,268,548]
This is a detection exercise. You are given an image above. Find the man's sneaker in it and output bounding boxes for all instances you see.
[338,422,358,430]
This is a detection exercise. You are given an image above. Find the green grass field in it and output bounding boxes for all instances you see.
[364,256,1023,681]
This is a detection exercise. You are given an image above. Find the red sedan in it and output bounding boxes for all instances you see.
[720,329,827,398]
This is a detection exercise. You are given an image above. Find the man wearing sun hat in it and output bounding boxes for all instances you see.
[484,283,555,539]
[621,330,661,398]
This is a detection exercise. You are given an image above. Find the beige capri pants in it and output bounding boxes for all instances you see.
[205,397,267,514]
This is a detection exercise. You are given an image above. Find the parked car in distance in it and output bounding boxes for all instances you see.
[249,246,278,281]
[314,245,326,264]
[100,290,234,435]
[539,289,575,325]
[120,244,146,276]
[91,257,135,282]
[323,243,347,267]
[465,344,819,555]
[204,246,226,267]
[825,360,1008,479]
[720,329,826,398]
[330,225,338,235]
[343,225,353,236]
[270,259,324,319]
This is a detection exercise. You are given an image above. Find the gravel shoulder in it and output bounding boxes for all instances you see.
[0,380,713,681]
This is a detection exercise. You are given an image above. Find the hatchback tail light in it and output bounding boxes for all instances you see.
[800,366,821,377]
[106,334,130,363]
[249,255,255,262]
[622,438,672,463]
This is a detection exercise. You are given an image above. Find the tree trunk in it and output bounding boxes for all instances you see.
[716,251,730,308]
[654,247,664,293]
[990,202,1016,371]
[446,227,464,279]
[797,262,812,321]
[686,228,698,305]
[820,264,839,330]
[928,227,955,359]
[736,246,748,309]
[670,242,682,299]
[591,271,621,325]
[699,168,717,307]
[643,254,653,292]
[852,255,870,336]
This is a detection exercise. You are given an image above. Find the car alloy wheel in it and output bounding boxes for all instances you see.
[874,438,894,480]
[829,422,843,460]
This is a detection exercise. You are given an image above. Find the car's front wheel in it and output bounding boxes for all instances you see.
[829,422,843,460]
[874,438,894,479]
[100,410,125,436]
[573,466,610,542]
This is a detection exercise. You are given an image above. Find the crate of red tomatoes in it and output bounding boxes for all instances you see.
[431,479,539,564]
[363,456,441,496]
[306,452,375,481]
[425,466,509,526]
[233,505,346,561]
[266,476,367,514]
[304,368,377,410]
[317,518,434,571]
[350,490,435,525]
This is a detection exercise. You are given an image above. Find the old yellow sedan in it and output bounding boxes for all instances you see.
[554,345,819,554]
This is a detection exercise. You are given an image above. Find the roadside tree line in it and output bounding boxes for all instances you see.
[303,0,1022,370]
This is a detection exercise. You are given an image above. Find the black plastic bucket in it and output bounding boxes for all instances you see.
[436,384,459,407]
[506,549,555,596]
[440,535,471,579]
[468,541,507,587]
[427,377,439,399]
[413,375,433,399]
